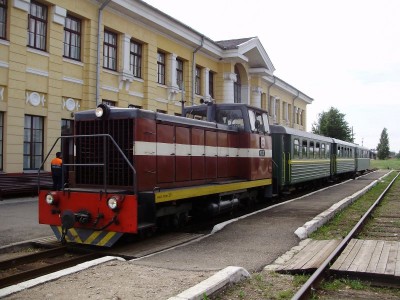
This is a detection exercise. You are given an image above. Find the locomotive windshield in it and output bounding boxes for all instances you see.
[216,108,244,129]
[249,109,270,134]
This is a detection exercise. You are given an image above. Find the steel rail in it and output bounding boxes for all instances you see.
[292,171,400,300]
[0,249,100,289]
[0,246,66,270]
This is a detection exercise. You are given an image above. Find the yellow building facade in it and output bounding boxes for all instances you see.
[0,0,312,173]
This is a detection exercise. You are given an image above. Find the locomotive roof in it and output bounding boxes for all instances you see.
[74,106,239,132]
[270,125,333,143]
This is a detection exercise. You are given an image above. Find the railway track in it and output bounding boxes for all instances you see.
[292,171,400,300]
[0,245,100,289]
[0,172,373,292]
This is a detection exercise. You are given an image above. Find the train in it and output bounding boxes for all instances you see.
[38,102,370,247]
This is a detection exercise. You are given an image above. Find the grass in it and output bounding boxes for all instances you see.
[371,158,400,170]
[310,171,397,240]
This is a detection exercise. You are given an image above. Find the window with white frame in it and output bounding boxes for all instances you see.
[24,115,44,170]
[28,1,48,51]
[63,14,81,60]
[130,40,142,78]
[176,58,183,90]
[157,51,165,85]
[103,30,117,70]
[195,66,201,95]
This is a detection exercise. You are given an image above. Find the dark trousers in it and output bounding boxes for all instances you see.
[52,174,62,190]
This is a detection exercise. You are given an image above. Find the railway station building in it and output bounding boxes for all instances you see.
[0,0,313,173]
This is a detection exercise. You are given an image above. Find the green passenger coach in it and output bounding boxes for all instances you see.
[270,125,333,192]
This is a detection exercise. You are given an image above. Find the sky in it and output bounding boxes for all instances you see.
[143,0,400,152]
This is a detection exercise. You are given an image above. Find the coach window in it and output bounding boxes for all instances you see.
[326,144,330,157]
[293,139,300,158]
[302,140,308,158]
[321,143,325,158]
[337,146,341,157]
[315,142,320,158]
[309,141,314,158]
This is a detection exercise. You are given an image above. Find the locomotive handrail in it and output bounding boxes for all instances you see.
[38,134,137,195]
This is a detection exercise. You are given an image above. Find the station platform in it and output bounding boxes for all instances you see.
[268,238,400,287]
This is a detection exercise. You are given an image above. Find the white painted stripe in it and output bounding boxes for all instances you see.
[192,145,205,156]
[205,145,217,157]
[157,143,175,156]
[133,141,272,158]
[176,144,191,156]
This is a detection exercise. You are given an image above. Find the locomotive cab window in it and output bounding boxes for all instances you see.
[186,109,207,121]
[248,110,269,134]
[216,109,244,129]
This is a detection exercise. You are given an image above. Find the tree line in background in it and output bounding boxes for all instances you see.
[312,107,395,160]
[312,107,353,142]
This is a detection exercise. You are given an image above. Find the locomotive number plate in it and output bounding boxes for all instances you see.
[259,150,265,156]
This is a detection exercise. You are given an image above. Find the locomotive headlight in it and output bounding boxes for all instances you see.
[107,196,121,211]
[45,192,59,205]
[95,104,110,119]
[95,106,104,118]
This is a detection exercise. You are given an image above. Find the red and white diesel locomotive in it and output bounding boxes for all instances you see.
[39,103,273,246]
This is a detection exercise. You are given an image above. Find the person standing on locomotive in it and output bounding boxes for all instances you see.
[51,152,63,190]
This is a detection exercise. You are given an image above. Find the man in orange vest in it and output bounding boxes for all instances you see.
[51,152,63,190]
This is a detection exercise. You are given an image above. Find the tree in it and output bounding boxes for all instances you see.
[312,107,353,142]
[376,128,390,160]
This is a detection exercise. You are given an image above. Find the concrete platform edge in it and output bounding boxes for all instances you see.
[0,256,125,298]
[168,266,250,300]
[294,170,392,239]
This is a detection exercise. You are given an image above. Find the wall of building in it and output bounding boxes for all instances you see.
[0,0,312,173]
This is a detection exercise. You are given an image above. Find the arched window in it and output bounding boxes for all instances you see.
[234,65,241,103]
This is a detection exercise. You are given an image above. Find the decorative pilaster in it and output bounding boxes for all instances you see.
[251,86,262,108]
[167,53,179,100]
[119,34,134,91]
[223,72,236,103]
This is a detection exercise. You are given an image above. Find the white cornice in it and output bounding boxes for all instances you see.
[63,76,84,85]
[102,85,119,93]
[26,67,49,77]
